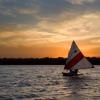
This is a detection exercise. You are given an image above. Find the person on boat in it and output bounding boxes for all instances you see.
[74,69,78,75]
[69,69,78,75]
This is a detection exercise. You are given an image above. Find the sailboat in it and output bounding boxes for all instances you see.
[62,40,94,76]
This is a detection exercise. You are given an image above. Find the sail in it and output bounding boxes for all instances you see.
[64,40,93,70]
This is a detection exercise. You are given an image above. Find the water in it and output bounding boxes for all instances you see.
[0,65,100,100]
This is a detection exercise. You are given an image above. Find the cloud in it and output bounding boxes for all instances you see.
[0,0,100,57]
[26,11,100,51]
[66,0,96,5]
[16,8,37,15]
[62,12,100,34]
[1,11,100,48]
[0,0,100,29]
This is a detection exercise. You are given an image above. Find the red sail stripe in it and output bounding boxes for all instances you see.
[64,52,84,69]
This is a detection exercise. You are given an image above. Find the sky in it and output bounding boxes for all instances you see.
[0,0,100,58]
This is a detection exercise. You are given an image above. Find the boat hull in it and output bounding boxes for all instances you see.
[62,72,80,76]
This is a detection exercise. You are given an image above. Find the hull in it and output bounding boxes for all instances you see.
[62,72,81,76]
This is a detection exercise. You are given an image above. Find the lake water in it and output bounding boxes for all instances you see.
[0,65,100,100]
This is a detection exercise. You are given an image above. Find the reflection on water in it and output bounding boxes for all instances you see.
[63,76,88,100]
[0,65,100,100]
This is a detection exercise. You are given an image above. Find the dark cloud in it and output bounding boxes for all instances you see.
[0,0,100,35]
[0,0,100,28]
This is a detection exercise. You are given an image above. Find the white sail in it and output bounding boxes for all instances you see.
[64,40,93,70]
[72,58,93,69]
[66,40,81,64]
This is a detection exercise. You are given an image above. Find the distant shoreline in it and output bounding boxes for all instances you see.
[0,57,100,65]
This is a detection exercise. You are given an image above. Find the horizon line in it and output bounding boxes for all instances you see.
[0,56,100,59]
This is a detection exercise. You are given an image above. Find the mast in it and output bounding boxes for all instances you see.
[64,40,93,70]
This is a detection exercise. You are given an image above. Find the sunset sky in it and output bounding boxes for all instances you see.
[0,0,100,58]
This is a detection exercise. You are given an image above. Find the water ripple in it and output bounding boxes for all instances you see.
[0,65,99,100]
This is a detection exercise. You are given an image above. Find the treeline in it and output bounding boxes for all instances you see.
[0,57,100,65]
